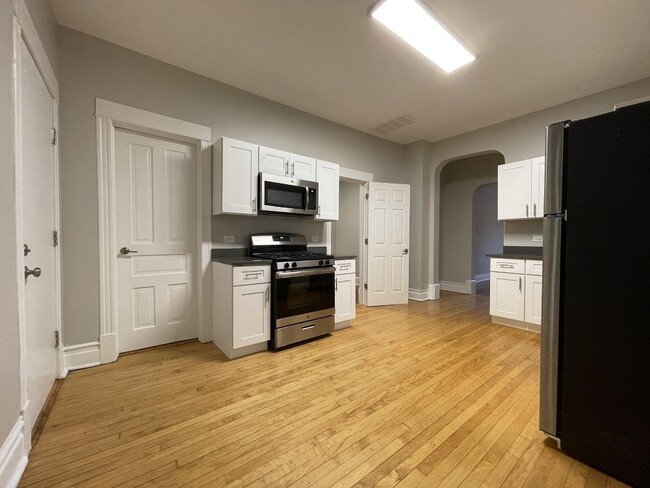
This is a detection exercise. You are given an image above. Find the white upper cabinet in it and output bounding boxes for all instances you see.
[497,157,545,220]
[213,137,259,215]
[315,160,339,221]
[530,156,545,218]
[290,153,317,181]
[498,160,532,220]
[259,146,291,177]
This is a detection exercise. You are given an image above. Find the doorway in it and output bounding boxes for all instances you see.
[439,152,504,294]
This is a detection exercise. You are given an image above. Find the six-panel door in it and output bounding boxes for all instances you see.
[233,282,270,348]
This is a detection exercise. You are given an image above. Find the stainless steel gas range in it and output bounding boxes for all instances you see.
[250,234,335,349]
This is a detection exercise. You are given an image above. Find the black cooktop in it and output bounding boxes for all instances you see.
[252,251,333,261]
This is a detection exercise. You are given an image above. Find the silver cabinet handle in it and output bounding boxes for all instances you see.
[335,278,338,291]
[519,276,522,291]
[120,247,138,255]
[499,263,515,268]
[317,204,321,217]
[525,204,529,217]
[265,286,269,304]
[25,266,42,279]
[533,203,537,217]
[285,161,289,175]
[243,272,263,279]
[252,198,257,213]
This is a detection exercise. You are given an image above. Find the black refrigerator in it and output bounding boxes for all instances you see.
[540,101,650,488]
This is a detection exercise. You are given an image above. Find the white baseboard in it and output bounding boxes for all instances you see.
[430,283,440,300]
[474,273,491,283]
[0,418,28,488]
[62,341,101,376]
[491,316,541,333]
[440,280,474,295]
[99,333,118,364]
[408,288,430,301]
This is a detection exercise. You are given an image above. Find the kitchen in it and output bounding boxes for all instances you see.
[2,2,649,486]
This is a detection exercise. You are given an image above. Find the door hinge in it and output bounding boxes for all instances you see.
[364,283,368,290]
[51,128,57,145]
[53,230,58,247]
[54,330,60,348]
[365,193,369,200]
[364,238,368,245]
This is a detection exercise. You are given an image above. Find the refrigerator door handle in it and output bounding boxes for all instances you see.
[540,216,563,437]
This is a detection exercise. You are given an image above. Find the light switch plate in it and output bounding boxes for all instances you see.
[311,236,320,243]
[533,235,543,242]
[223,235,235,244]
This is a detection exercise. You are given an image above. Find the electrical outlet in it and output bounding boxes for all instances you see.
[223,235,235,244]
[533,235,543,242]
[311,236,320,243]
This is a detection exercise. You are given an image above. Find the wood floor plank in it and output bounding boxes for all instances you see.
[19,292,628,488]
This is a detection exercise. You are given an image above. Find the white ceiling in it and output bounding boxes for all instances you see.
[51,0,650,144]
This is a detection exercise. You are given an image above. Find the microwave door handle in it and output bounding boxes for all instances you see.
[305,186,310,211]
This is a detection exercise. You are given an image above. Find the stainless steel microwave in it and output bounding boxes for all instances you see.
[259,173,318,216]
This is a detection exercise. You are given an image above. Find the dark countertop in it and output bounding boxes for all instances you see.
[487,246,543,261]
[334,255,357,260]
[211,257,272,266]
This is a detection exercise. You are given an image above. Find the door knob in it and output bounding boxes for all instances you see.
[25,266,42,279]
[120,247,139,255]
[402,248,409,255]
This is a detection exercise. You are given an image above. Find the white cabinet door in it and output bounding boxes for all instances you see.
[490,271,525,321]
[315,160,339,221]
[290,153,317,181]
[335,273,356,323]
[259,146,290,177]
[215,137,259,215]
[530,156,545,218]
[498,160,532,220]
[525,275,543,325]
[233,283,270,349]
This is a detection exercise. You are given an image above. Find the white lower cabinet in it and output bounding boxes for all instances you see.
[490,258,542,331]
[490,271,525,321]
[334,259,356,329]
[213,262,271,359]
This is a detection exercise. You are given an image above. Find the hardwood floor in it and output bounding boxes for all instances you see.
[20,292,628,487]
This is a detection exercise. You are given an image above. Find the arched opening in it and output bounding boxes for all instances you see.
[438,152,504,294]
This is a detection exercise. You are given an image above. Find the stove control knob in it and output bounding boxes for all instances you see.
[325,260,330,265]
[283,263,290,269]
[292,262,298,268]
[319,260,324,265]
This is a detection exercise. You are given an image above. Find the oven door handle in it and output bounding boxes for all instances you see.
[275,268,335,279]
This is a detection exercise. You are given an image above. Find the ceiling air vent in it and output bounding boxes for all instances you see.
[371,114,416,135]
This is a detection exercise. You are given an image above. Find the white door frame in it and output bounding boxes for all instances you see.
[13,0,62,455]
[338,167,373,306]
[95,99,212,363]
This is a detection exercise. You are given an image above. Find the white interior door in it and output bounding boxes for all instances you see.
[367,183,410,306]
[19,37,57,435]
[115,130,197,352]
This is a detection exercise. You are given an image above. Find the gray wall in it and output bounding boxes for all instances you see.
[23,0,58,76]
[0,0,22,445]
[212,215,325,247]
[439,153,503,285]
[503,220,544,247]
[58,27,408,345]
[332,181,361,262]
[472,184,502,278]
[408,77,650,292]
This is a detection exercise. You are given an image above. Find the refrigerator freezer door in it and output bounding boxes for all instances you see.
[539,216,562,437]
[544,121,566,216]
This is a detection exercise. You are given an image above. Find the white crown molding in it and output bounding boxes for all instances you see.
[0,417,28,488]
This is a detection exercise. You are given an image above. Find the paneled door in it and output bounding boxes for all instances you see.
[19,36,57,436]
[115,130,197,352]
[367,183,410,306]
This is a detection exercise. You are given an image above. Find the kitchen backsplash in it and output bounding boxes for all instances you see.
[503,220,544,247]
[211,214,326,247]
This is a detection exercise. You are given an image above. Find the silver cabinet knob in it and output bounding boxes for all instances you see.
[25,266,41,279]
[120,247,138,255]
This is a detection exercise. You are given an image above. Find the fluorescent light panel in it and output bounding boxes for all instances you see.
[370,0,476,73]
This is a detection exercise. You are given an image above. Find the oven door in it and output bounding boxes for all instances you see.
[259,173,318,215]
[275,267,335,327]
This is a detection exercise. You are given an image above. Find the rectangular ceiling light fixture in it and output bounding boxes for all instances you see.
[370,0,476,73]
